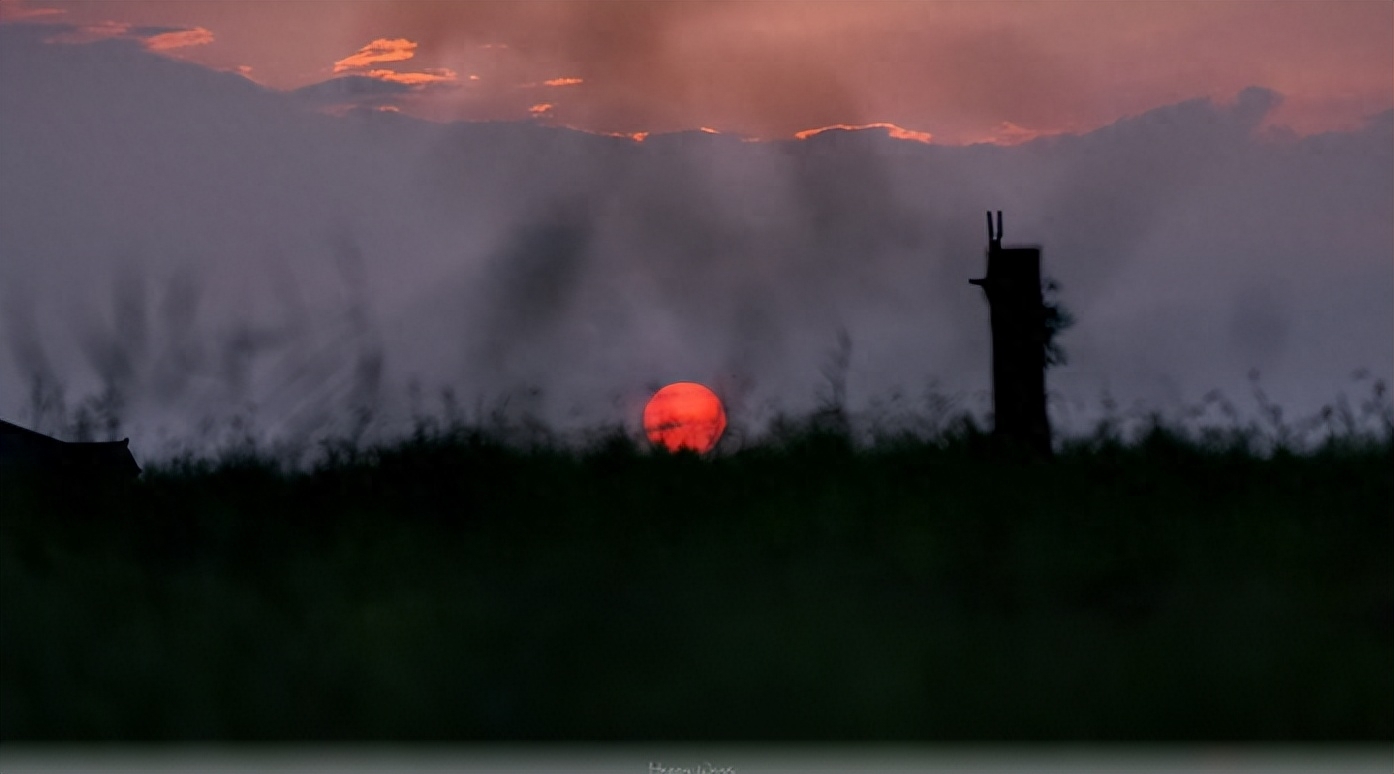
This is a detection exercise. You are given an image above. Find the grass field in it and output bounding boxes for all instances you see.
[1,403,1391,742]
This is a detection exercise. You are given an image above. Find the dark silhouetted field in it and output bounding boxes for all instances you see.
[2,400,1390,742]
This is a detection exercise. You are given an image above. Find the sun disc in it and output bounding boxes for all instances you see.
[643,382,727,453]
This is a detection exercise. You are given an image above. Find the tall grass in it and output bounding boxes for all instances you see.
[1,383,1391,742]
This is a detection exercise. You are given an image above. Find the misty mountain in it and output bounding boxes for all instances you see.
[1,22,1390,453]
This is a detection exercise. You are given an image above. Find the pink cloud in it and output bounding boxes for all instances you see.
[143,26,214,51]
[42,21,130,45]
[968,121,1065,147]
[0,0,64,21]
[39,21,214,52]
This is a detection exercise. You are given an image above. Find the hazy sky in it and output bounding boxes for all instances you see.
[0,2,1390,456]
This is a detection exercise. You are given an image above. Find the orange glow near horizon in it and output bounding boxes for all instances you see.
[644,382,727,454]
[794,122,933,144]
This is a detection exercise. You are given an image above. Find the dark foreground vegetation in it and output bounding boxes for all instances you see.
[2,408,1391,742]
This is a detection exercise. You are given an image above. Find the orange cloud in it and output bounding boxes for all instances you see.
[334,38,417,73]
[885,126,934,144]
[794,122,932,144]
[41,21,215,52]
[587,130,648,142]
[143,26,214,51]
[519,77,585,89]
[529,103,554,115]
[363,67,457,86]
[699,126,720,134]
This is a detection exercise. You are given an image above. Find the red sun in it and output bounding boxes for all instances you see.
[643,382,727,454]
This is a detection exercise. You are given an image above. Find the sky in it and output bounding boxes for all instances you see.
[3,0,1391,143]
[0,1,1390,457]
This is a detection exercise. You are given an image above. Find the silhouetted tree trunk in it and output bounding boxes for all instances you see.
[970,211,1052,458]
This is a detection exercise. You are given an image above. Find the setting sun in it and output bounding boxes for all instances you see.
[643,382,726,454]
